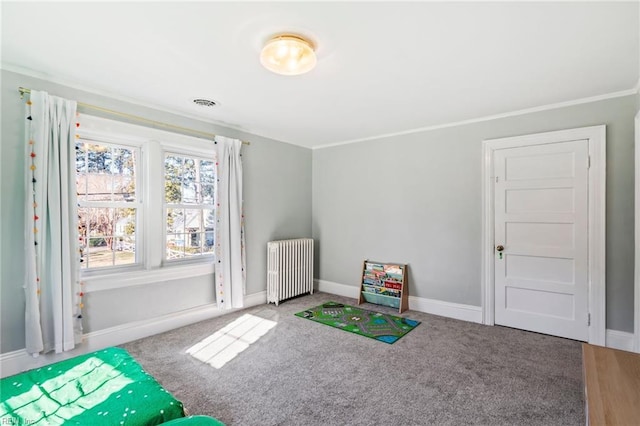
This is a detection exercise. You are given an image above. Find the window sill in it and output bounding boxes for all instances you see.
[83,262,215,293]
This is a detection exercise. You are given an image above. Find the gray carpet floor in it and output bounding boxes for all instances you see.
[122,292,584,426]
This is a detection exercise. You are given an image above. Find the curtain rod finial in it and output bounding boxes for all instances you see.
[18,87,30,99]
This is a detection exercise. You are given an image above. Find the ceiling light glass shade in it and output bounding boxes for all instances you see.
[260,35,317,76]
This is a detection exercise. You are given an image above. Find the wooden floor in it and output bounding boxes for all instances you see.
[582,344,640,425]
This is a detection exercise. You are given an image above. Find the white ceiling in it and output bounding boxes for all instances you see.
[2,2,638,149]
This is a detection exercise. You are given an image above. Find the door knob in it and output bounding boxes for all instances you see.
[496,245,504,252]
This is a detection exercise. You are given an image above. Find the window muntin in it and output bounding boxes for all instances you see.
[164,153,216,261]
[76,140,141,270]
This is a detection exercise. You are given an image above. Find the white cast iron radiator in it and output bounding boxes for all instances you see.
[267,238,314,305]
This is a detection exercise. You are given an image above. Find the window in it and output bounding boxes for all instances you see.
[75,113,217,277]
[164,154,216,260]
[76,140,141,270]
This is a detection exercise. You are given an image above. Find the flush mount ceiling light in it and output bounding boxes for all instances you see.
[260,34,317,76]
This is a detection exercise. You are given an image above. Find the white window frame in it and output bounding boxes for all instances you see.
[78,114,216,292]
[76,130,146,276]
[162,150,217,265]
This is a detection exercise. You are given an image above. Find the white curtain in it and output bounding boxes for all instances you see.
[214,136,246,309]
[25,91,82,355]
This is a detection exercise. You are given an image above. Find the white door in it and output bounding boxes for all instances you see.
[494,139,589,341]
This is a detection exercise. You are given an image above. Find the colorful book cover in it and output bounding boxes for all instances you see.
[364,278,382,286]
[384,265,403,275]
[384,281,402,290]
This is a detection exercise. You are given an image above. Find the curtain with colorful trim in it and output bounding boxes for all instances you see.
[214,136,246,309]
[25,90,83,355]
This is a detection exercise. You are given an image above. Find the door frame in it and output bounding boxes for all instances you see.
[481,125,606,345]
[635,111,640,353]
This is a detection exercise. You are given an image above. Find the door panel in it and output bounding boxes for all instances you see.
[505,287,574,318]
[506,255,574,284]
[494,140,589,341]
[505,151,576,180]
[506,188,574,213]
[506,222,574,250]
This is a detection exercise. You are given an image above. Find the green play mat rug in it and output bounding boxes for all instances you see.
[295,302,420,344]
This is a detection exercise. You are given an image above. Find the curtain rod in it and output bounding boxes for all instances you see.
[18,87,250,146]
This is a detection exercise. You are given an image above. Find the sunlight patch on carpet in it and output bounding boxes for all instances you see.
[186,313,277,369]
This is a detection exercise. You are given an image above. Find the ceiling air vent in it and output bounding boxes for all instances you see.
[193,98,217,107]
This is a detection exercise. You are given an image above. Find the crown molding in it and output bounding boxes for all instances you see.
[3,62,636,151]
[313,88,638,150]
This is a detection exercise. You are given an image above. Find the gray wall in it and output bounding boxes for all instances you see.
[0,70,312,353]
[313,95,636,333]
[2,69,635,354]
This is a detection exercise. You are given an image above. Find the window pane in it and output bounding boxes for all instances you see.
[182,181,198,204]
[183,209,202,256]
[113,176,135,202]
[203,209,215,253]
[182,158,197,203]
[110,148,121,174]
[204,209,215,230]
[115,235,136,266]
[166,208,184,235]
[75,142,86,173]
[166,234,185,259]
[165,180,181,203]
[87,207,114,238]
[118,147,136,194]
[183,158,196,181]
[115,208,136,237]
[165,155,182,203]
[200,160,215,184]
[202,241,214,254]
[164,153,215,262]
[86,174,113,201]
[188,232,202,254]
[111,176,135,202]
[202,184,214,204]
[113,209,136,265]
[184,209,203,233]
[121,150,135,182]
[87,237,112,268]
[78,143,137,203]
[86,207,114,268]
[103,147,114,174]
[76,173,88,202]
[86,144,111,173]
[86,171,111,201]
[165,155,183,181]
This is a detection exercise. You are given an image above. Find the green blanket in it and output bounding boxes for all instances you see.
[0,347,185,425]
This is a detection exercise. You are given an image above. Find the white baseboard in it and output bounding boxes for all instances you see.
[408,295,483,324]
[0,291,267,378]
[315,279,483,323]
[316,279,360,298]
[605,329,635,352]
[244,290,268,306]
